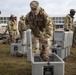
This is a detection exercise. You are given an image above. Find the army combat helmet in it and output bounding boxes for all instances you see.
[30,1,40,15]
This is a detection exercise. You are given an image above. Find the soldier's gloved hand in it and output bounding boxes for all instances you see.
[43,55,50,61]
[40,53,49,61]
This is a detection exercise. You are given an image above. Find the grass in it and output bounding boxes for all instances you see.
[0,44,31,75]
[64,47,76,75]
[0,44,76,75]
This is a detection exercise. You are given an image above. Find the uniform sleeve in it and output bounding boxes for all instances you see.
[25,14,31,30]
[64,15,69,30]
[23,20,27,31]
[7,21,11,32]
[43,12,54,37]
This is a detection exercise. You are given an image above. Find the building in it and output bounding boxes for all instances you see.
[0,15,10,38]
[0,15,10,25]
[51,14,66,29]
[0,15,10,34]
[1,14,76,31]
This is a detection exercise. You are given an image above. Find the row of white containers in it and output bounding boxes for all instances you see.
[11,30,73,75]
[11,30,73,59]
[32,30,73,75]
[10,29,73,75]
[10,29,65,75]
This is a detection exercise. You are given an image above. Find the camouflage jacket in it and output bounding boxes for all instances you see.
[25,8,54,37]
[64,14,74,31]
[7,20,17,32]
[18,19,26,32]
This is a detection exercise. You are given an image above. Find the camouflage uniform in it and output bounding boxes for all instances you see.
[25,7,54,54]
[64,9,76,31]
[18,15,26,39]
[64,9,76,48]
[64,14,74,31]
[7,15,17,43]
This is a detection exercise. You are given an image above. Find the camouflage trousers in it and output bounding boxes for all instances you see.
[32,35,52,54]
[9,31,17,43]
[19,31,24,39]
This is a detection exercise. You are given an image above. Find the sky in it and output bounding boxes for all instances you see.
[0,0,76,20]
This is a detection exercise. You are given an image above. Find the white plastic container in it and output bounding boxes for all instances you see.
[54,30,73,48]
[10,43,26,55]
[11,43,21,54]
[26,29,33,61]
[67,31,73,46]
[22,31,27,46]
[32,53,65,75]
[65,46,71,57]
[22,31,27,54]
[51,45,71,59]
[51,45,65,59]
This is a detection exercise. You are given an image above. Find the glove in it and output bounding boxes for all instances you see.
[40,53,50,61]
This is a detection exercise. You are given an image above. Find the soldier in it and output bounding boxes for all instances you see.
[7,14,17,43]
[64,9,76,47]
[18,15,26,39]
[25,1,54,61]
[64,9,76,31]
